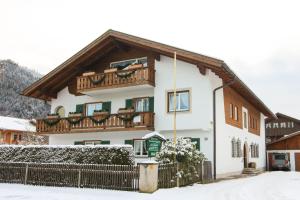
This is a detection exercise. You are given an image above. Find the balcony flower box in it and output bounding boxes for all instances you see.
[128,64,143,70]
[93,110,109,116]
[118,108,135,114]
[82,71,96,76]
[104,68,118,73]
[68,112,83,117]
[46,114,59,119]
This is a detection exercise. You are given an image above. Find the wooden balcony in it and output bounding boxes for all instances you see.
[36,112,154,134]
[77,67,155,94]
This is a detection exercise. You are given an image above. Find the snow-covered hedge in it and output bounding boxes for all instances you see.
[0,145,134,165]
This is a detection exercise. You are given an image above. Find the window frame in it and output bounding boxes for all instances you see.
[133,97,150,112]
[133,139,148,157]
[85,102,103,116]
[167,90,191,113]
[243,111,248,129]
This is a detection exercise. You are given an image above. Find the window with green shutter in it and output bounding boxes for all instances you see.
[149,97,154,112]
[125,99,133,109]
[75,104,84,113]
[191,138,200,150]
[125,139,134,146]
[101,140,110,145]
[102,101,111,113]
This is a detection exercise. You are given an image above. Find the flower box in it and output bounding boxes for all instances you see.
[93,111,109,116]
[104,68,118,73]
[128,64,143,70]
[82,71,96,76]
[118,108,135,114]
[68,113,83,117]
[46,114,59,119]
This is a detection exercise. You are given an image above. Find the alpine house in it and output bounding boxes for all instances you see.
[23,30,276,178]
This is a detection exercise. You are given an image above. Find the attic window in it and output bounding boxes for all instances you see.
[110,57,147,69]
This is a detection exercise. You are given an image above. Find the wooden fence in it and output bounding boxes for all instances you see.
[0,162,139,191]
[158,161,213,188]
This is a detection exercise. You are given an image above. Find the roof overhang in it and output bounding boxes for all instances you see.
[22,29,276,119]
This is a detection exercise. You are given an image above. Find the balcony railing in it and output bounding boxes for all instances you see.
[36,112,154,134]
[77,67,155,92]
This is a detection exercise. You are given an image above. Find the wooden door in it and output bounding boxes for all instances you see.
[295,153,300,171]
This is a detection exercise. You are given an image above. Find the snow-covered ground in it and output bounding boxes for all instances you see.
[0,172,299,200]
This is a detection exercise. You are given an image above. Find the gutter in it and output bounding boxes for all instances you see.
[213,77,236,180]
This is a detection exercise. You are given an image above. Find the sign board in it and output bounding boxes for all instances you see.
[146,137,162,157]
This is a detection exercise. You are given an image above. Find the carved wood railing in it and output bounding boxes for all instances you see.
[36,112,155,134]
[77,67,155,92]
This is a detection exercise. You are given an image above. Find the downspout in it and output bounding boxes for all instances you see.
[213,77,236,180]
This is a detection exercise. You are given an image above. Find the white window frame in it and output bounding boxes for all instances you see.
[234,106,238,121]
[84,140,101,145]
[135,98,150,112]
[243,111,248,128]
[110,57,147,68]
[229,104,233,119]
[86,102,103,116]
[168,90,190,112]
[134,139,148,157]
[280,122,286,128]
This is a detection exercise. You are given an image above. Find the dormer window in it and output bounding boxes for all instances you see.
[110,57,147,69]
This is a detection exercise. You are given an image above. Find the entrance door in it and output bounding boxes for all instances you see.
[295,153,300,171]
[244,142,249,168]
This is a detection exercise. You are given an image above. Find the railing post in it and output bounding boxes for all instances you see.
[24,163,29,185]
[77,169,81,188]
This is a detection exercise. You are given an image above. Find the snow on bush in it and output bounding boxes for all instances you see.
[156,137,206,180]
[0,145,134,165]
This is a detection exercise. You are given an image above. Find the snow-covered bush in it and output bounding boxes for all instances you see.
[156,137,206,181]
[0,145,134,165]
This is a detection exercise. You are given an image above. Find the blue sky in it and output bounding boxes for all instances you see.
[1,0,299,118]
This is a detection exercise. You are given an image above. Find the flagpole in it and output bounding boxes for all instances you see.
[173,52,177,145]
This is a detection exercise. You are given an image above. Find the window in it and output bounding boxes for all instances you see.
[266,123,272,128]
[234,106,238,121]
[231,138,237,157]
[229,104,233,119]
[280,122,286,128]
[243,112,248,128]
[237,139,242,157]
[273,123,279,128]
[291,122,294,128]
[251,143,259,158]
[55,106,65,118]
[134,140,148,156]
[13,134,18,141]
[110,57,147,69]
[135,98,150,112]
[86,102,102,116]
[74,140,110,145]
[168,90,190,112]
[85,140,101,145]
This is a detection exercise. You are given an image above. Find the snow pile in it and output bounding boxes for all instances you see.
[0,145,134,165]
[0,116,35,132]
[142,131,166,141]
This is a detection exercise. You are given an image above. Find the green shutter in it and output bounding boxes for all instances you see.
[74,141,84,145]
[101,140,110,145]
[102,101,111,113]
[125,139,134,146]
[76,104,84,113]
[191,138,200,150]
[149,97,154,112]
[125,99,133,109]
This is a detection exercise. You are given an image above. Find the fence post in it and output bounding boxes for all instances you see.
[77,169,81,188]
[138,161,158,193]
[24,163,29,185]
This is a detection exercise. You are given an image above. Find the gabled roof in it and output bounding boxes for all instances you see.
[0,116,35,132]
[22,29,276,119]
[266,113,299,123]
[267,130,300,145]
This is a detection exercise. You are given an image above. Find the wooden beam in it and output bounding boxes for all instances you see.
[197,64,206,75]
[154,53,160,61]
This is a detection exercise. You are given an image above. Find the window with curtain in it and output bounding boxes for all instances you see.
[168,90,190,112]
[86,102,102,116]
[135,98,150,112]
[134,140,148,156]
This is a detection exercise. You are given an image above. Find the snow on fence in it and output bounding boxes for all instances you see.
[0,162,139,191]
[158,161,213,188]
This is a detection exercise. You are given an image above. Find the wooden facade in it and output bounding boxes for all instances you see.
[0,130,24,144]
[267,132,300,150]
[36,112,154,134]
[223,86,261,135]
[265,113,300,142]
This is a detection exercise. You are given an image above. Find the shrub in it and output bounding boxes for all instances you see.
[0,145,134,165]
[156,137,206,180]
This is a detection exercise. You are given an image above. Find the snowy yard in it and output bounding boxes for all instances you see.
[0,172,299,200]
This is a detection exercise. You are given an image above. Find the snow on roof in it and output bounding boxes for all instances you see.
[0,116,35,132]
[142,131,166,141]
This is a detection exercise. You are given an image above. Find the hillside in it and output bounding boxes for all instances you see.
[0,59,50,119]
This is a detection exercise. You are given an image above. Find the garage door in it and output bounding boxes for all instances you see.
[295,153,300,171]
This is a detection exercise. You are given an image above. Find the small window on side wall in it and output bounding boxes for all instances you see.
[234,106,238,121]
[55,106,65,118]
[168,90,190,112]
